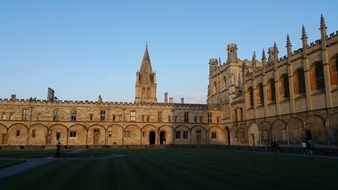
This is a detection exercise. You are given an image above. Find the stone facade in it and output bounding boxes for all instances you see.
[0,16,337,147]
[208,15,338,146]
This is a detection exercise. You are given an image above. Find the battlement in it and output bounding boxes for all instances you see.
[209,58,219,65]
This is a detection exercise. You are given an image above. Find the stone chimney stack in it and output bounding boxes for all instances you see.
[47,87,55,102]
[181,98,184,104]
[164,92,168,103]
[169,97,173,104]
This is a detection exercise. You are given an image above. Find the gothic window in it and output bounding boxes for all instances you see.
[142,88,145,98]
[158,111,162,122]
[223,76,227,90]
[330,56,338,86]
[184,112,189,123]
[109,131,112,137]
[214,81,217,94]
[267,80,276,102]
[248,87,254,107]
[211,132,217,139]
[130,111,136,121]
[71,110,77,121]
[175,131,181,139]
[22,108,28,120]
[147,88,151,98]
[100,110,106,121]
[310,62,325,90]
[1,112,5,120]
[168,116,172,122]
[217,116,220,123]
[194,116,198,123]
[280,74,290,99]
[112,114,116,121]
[124,131,131,137]
[141,115,145,122]
[257,83,264,105]
[207,112,212,123]
[147,115,150,122]
[234,109,238,122]
[183,131,188,139]
[69,131,76,137]
[16,130,20,137]
[294,69,306,95]
[32,129,36,138]
[239,108,243,121]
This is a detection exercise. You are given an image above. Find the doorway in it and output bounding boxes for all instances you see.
[149,131,156,145]
[160,131,166,144]
[93,128,100,145]
[226,127,231,145]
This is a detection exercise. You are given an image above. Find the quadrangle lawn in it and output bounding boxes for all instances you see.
[0,148,337,190]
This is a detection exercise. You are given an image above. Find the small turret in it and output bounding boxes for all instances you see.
[226,43,238,63]
[273,42,279,64]
[209,58,219,75]
[47,87,55,102]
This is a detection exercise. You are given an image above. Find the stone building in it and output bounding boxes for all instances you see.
[208,15,338,146]
[0,15,337,147]
[0,45,223,147]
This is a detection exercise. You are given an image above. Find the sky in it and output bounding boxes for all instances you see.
[0,0,337,104]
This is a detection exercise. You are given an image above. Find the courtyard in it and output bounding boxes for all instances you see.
[0,148,337,190]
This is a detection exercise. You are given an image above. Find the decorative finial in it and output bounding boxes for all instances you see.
[262,49,266,61]
[252,51,256,61]
[302,25,308,39]
[286,34,291,47]
[146,41,148,48]
[320,14,327,29]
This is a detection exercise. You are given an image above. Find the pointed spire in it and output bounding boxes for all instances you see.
[262,49,266,61]
[140,44,153,73]
[301,25,308,40]
[286,34,291,47]
[320,14,327,29]
[252,51,257,62]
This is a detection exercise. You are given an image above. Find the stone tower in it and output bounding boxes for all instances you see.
[135,45,157,104]
[226,43,238,63]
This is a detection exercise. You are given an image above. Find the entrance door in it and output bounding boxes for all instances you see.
[149,131,156,145]
[1,133,8,144]
[249,134,255,146]
[93,128,100,145]
[160,131,166,144]
[226,127,231,145]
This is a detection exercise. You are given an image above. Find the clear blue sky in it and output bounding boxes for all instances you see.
[0,0,337,103]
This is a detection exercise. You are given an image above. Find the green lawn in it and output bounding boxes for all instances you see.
[0,148,337,190]
[0,160,25,169]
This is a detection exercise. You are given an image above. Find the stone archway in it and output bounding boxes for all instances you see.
[327,112,338,145]
[160,131,166,144]
[149,131,156,145]
[287,117,304,145]
[248,123,259,146]
[307,115,327,145]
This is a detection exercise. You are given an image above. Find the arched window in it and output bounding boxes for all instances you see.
[294,69,305,95]
[248,87,254,107]
[330,55,338,86]
[310,62,325,90]
[214,81,217,93]
[142,88,145,98]
[267,80,276,102]
[223,76,227,90]
[257,83,264,105]
[147,87,150,98]
[280,74,289,99]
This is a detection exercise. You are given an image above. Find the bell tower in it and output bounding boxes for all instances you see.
[135,45,157,104]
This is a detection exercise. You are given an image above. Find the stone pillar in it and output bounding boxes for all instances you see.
[274,70,280,116]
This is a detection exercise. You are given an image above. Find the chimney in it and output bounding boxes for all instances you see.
[181,98,184,104]
[11,94,16,101]
[47,87,55,102]
[164,92,168,103]
[169,97,173,104]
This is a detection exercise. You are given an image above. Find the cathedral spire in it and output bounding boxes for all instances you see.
[135,45,157,104]
[140,44,153,74]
